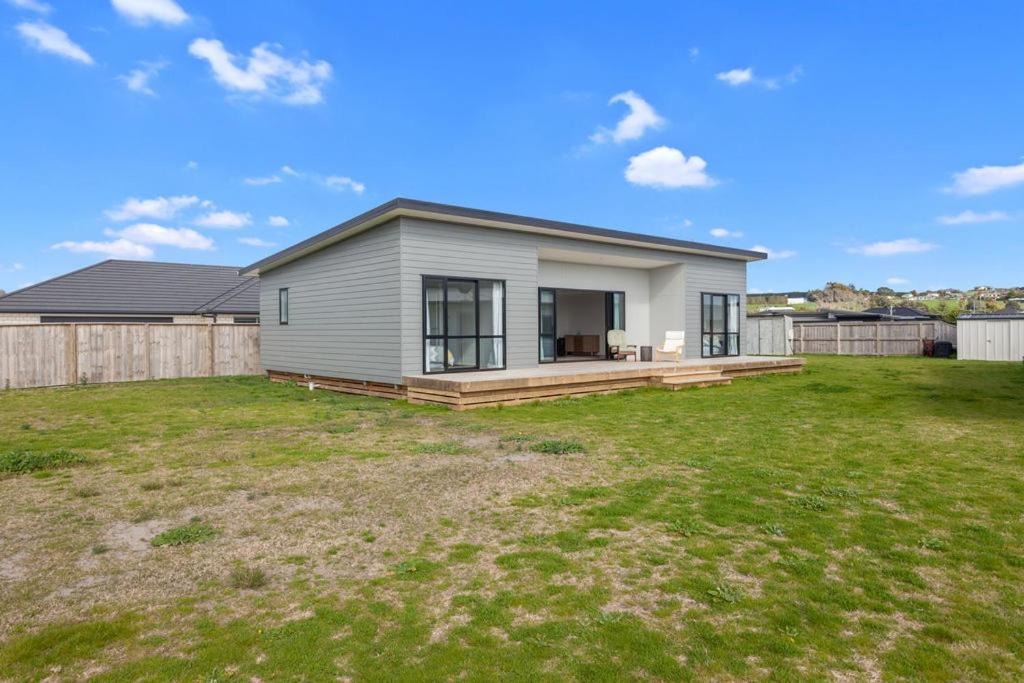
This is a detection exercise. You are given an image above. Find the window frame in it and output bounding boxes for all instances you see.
[278,288,289,325]
[422,275,506,374]
[700,291,741,358]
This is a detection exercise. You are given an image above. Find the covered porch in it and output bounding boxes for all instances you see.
[404,355,804,410]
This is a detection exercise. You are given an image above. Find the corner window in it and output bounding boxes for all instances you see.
[701,293,740,357]
[278,288,289,325]
[423,276,505,373]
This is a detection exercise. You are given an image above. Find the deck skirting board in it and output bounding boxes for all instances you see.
[268,357,805,409]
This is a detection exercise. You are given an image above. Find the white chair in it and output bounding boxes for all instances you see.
[607,329,637,361]
[655,331,685,364]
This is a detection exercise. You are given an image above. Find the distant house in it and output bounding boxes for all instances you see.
[0,260,259,325]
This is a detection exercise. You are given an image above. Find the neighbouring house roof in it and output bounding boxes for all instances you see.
[0,260,260,315]
[750,309,886,322]
[862,306,937,320]
[240,198,768,276]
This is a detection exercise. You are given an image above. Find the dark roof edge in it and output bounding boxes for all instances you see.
[0,259,113,302]
[240,198,767,275]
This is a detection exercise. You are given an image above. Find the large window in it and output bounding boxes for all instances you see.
[278,288,289,325]
[701,293,740,357]
[423,276,505,373]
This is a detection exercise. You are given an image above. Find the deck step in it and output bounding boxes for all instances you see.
[657,371,731,389]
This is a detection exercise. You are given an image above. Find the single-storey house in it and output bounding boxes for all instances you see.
[0,260,259,325]
[241,199,802,407]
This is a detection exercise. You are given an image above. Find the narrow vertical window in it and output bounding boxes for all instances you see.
[278,288,289,325]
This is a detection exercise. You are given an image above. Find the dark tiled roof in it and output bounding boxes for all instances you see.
[862,306,936,319]
[0,260,259,315]
[240,198,767,275]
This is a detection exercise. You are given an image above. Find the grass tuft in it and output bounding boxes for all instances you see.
[533,439,585,455]
[228,565,268,590]
[0,449,85,474]
[150,522,217,547]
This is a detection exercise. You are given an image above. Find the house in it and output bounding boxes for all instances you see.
[957,306,1024,361]
[240,198,803,407]
[0,260,259,325]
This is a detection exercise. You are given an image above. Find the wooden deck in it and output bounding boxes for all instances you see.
[403,356,804,410]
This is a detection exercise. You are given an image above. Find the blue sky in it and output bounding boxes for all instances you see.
[1,0,1022,295]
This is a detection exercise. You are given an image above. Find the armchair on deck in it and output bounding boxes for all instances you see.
[654,331,685,364]
[607,329,637,361]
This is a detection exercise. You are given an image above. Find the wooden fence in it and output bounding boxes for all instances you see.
[792,320,956,356]
[746,316,793,356]
[0,324,261,390]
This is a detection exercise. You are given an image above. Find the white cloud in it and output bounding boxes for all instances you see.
[323,176,365,193]
[0,262,25,273]
[590,91,665,144]
[105,223,213,250]
[936,209,1010,225]
[110,0,189,26]
[710,227,743,238]
[624,146,715,189]
[750,245,797,259]
[267,215,289,227]
[716,67,753,86]
[51,239,153,259]
[16,21,93,64]
[118,60,167,96]
[188,38,332,105]
[847,238,937,257]
[244,174,282,186]
[193,210,252,229]
[6,0,52,13]
[946,161,1024,195]
[106,194,199,221]
[281,165,301,176]
[688,47,699,62]
[238,237,276,247]
[716,65,802,90]
[886,277,909,285]
[185,160,198,170]
[681,218,693,228]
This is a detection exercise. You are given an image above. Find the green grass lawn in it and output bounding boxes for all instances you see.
[0,356,1022,680]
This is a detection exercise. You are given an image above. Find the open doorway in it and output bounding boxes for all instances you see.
[538,288,624,363]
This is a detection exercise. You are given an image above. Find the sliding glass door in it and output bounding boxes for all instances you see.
[701,293,740,357]
[423,276,505,373]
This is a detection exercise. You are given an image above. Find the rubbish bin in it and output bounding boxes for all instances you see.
[933,341,953,358]
[923,339,935,357]
[640,345,652,362]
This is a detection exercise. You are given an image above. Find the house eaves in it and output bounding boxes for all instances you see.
[239,198,768,276]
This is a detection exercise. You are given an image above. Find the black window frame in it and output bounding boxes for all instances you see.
[278,288,289,325]
[700,292,741,358]
[422,275,506,374]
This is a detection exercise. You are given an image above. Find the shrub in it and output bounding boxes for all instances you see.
[228,565,268,590]
[0,449,86,474]
[533,440,585,455]
[151,522,217,547]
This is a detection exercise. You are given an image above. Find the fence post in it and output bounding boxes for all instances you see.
[208,324,216,377]
[144,324,152,380]
[65,325,78,385]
